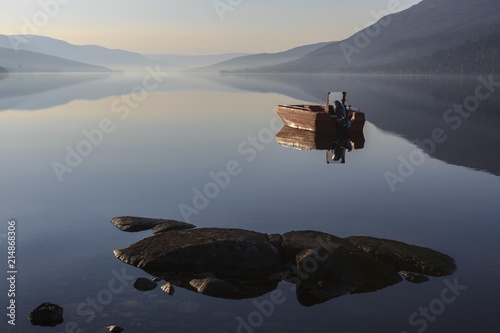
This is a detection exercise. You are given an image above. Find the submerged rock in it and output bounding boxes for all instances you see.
[182,276,278,299]
[111,216,191,232]
[281,231,402,306]
[345,236,457,276]
[114,228,282,279]
[133,278,157,291]
[28,302,64,327]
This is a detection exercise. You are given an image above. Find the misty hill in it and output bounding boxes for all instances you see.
[188,42,330,73]
[146,53,252,70]
[0,66,7,73]
[0,35,177,72]
[350,33,500,74]
[251,0,500,73]
[0,47,113,73]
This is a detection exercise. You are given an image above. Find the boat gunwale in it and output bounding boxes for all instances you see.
[277,104,327,113]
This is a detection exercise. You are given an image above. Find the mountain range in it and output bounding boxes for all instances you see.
[209,0,500,74]
[0,46,112,73]
[353,32,500,74]
[0,33,329,73]
[0,0,499,74]
[0,34,177,72]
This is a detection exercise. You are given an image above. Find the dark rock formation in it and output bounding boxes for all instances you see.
[112,218,457,306]
[346,236,457,276]
[267,234,283,252]
[133,278,157,292]
[114,228,282,279]
[28,302,64,327]
[110,216,192,232]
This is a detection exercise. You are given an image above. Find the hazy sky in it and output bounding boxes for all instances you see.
[1,0,422,55]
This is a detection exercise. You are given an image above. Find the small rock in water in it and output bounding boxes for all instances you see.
[107,325,125,332]
[161,283,175,295]
[111,216,181,232]
[133,278,157,291]
[151,276,163,282]
[28,302,64,327]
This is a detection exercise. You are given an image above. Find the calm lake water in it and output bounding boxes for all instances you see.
[1,73,499,333]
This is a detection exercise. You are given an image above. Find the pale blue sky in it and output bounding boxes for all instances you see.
[1,0,422,54]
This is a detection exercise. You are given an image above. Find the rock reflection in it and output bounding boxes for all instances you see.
[112,217,456,307]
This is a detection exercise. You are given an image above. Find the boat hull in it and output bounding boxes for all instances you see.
[276,105,365,132]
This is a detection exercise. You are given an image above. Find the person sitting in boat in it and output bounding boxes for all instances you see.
[333,100,351,129]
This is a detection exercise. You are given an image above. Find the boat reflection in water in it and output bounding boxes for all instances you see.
[275,125,365,164]
[275,92,366,164]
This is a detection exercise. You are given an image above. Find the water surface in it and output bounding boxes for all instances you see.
[1,73,499,333]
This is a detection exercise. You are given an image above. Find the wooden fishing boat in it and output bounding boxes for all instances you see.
[276,92,365,132]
